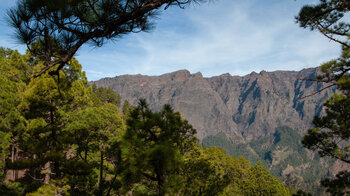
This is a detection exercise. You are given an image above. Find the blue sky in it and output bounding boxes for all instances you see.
[0,0,341,81]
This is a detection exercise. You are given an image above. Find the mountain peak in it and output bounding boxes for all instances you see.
[193,72,203,78]
[220,73,231,77]
[166,69,191,76]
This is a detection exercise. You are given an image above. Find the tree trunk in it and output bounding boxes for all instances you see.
[98,142,104,195]
[14,147,18,180]
[44,162,51,185]
[155,160,165,196]
[10,145,15,181]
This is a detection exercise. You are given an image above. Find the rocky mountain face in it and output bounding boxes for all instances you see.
[92,68,332,141]
[92,68,338,193]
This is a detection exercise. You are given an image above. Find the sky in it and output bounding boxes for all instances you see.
[0,0,342,81]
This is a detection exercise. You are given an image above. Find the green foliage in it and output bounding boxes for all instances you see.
[202,132,260,163]
[26,179,70,196]
[202,132,232,149]
[302,92,350,162]
[123,99,198,195]
[122,100,134,119]
[292,190,313,196]
[0,131,11,178]
[64,103,125,195]
[321,170,350,195]
[180,145,289,196]
[0,181,25,196]
[241,162,290,196]
[0,47,128,195]
[180,146,241,195]
[91,84,121,107]
[0,48,31,193]
[266,127,309,170]
[9,58,92,190]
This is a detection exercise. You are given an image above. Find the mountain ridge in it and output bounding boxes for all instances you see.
[92,67,333,141]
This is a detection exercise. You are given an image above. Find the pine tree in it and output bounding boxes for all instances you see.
[123,99,197,195]
[3,53,94,194]
[0,48,31,195]
[64,103,125,195]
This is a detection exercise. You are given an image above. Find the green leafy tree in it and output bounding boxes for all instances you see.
[64,103,125,195]
[180,146,289,196]
[0,48,32,195]
[0,48,128,195]
[292,190,313,196]
[4,56,93,194]
[297,0,350,195]
[180,146,247,195]
[26,178,71,196]
[7,0,206,77]
[91,84,122,107]
[123,99,197,195]
[122,100,133,117]
[241,162,289,196]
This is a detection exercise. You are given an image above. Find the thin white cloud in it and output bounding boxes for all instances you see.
[85,70,115,80]
[80,0,338,79]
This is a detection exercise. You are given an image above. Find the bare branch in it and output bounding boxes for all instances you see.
[301,84,336,99]
[297,78,338,85]
[316,23,350,48]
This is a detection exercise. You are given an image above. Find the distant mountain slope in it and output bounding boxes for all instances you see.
[92,68,333,141]
[92,68,338,193]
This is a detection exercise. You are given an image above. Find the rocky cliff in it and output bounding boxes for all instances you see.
[92,68,333,141]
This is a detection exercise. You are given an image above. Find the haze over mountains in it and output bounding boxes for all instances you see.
[92,67,341,193]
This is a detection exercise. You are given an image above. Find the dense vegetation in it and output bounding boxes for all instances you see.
[0,48,290,195]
